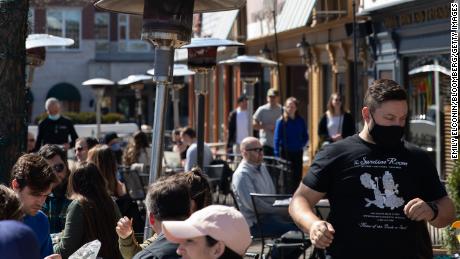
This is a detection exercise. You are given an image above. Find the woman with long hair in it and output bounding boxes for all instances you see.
[53,162,122,259]
[122,131,151,166]
[274,97,309,193]
[88,144,144,235]
[318,92,355,146]
[87,144,126,197]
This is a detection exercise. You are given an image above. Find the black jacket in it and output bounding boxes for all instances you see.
[318,112,355,142]
[34,116,78,151]
[227,109,237,149]
[133,233,180,259]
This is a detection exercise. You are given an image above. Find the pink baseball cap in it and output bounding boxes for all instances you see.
[162,205,252,255]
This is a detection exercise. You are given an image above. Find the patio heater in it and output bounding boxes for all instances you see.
[93,0,247,187]
[181,37,243,169]
[118,74,153,128]
[147,64,195,129]
[26,34,74,88]
[219,55,278,135]
[82,78,115,140]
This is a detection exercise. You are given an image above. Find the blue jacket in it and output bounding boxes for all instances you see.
[274,116,309,157]
[23,211,53,258]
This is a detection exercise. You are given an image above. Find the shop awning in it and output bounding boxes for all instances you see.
[46,82,82,101]
[175,9,239,62]
[247,0,317,40]
[202,9,239,39]
[276,0,316,33]
[358,0,415,15]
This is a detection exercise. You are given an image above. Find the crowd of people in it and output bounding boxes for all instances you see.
[0,79,457,259]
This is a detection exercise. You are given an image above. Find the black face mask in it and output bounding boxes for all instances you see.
[368,113,404,149]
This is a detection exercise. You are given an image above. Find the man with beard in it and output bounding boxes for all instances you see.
[11,154,58,258]
[38,144,72,234]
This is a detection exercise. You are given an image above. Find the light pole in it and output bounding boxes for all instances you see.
[147,64,195,130]
[181,37,243,169]
[82,78,115,140]
[93,0,247,189]
[118,74,153,129]
[219,55,278,136]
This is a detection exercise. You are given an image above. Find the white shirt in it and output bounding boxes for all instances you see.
[236,108,249,144]
[327,114,343,137]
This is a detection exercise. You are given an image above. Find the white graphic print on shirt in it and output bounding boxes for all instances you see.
[360,171,404,210]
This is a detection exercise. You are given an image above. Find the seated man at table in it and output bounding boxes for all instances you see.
[181,127,213,171]
[232,136,297,237]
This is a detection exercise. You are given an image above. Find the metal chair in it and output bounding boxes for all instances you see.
[263,156,291,194]
[250,193,310,258]
[204,164,225,203]
[119,164,146,201]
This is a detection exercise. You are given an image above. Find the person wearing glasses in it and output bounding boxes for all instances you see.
[317,93,355,147]
[231,137,297,238]
[38,144,72,234]
[74,137,99,162]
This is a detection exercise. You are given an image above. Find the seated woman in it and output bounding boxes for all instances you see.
[123,131,151,167]
[53,162,122,259]
[88,144,143,233]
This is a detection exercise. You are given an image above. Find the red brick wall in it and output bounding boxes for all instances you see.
[82,5,95,39]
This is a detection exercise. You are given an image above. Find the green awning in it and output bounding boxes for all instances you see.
[46,82,81,101]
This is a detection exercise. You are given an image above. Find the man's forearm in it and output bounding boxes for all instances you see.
[289,195,322,233]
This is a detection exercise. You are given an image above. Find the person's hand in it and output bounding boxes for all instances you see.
[44,254,62,259]
[404,198,435,221]
[116,217,133,239]
[309,220,335,249]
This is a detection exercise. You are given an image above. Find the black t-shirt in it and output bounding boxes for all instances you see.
[303,135,446,259]
[35,116,79,151]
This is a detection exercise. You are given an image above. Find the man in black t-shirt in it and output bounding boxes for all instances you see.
[34,98,78,151]
[289,79,455,259]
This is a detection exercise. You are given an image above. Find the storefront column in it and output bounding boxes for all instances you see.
[308,47,322,160]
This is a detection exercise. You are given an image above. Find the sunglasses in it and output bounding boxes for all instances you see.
[246,147,263,153]
[75,147,86,152]
[52,163,66,173]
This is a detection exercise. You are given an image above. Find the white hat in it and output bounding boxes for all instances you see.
[162,205,251,255]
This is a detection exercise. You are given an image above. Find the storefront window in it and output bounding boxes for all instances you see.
[94,12,110,52]
[46,9,81,50]
[406,55,451,177]
[118,14,151,52]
